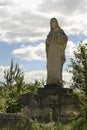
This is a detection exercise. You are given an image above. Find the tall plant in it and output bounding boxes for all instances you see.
[69,42,87,129]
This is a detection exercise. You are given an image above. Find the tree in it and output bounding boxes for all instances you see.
[69,42,87,92]
[1,59,25,113]
[27,79,43,94]
[0,59,44,113]
[69,42,87,129]
[3,59,24,92]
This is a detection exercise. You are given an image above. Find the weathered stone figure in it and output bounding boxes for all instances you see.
[46,18,68,86]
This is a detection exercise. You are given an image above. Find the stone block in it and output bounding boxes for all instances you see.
[21,85,80,122]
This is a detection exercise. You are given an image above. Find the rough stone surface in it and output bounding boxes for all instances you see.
[21,86,80,122]
[46,18,68,85]
[0,113,32,129]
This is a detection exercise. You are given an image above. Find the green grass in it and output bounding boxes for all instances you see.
[0,118,87,130]
[27,120,72,130]
[0,121,71,130]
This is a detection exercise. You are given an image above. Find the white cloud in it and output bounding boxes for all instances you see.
[66,40,77,57]
[0,0,48,43]
[63,70,72,87]
[65,39,87,59]
[38,0,86,15]
[0,65,72,87]
[82,39,87,44]
[24,69,72,87]
[12,42,46,61]
[0,66,9,82]
[0,0,87,43]
[24,70,46,83]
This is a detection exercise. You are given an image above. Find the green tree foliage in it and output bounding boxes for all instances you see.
[69,42,87,92]
[0,59,25,113]
[0,59,44,113]
[27,79,43,94]
[3,59,24,92]
[0,85,7,112]
[69,42,87,129]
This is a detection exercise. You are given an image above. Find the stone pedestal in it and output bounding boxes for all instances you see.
[21,85,80,122]
[38,84,72,95]
[37,85,79,122]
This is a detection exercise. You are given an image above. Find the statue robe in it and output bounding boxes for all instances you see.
[46,28,68,85]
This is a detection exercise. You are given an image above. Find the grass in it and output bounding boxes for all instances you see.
[0,121,72,130]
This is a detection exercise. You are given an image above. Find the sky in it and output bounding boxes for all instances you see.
[0,0,87,86]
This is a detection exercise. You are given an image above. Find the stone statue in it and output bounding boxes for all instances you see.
[46,18,68,86]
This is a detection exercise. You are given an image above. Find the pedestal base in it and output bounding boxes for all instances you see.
[21,84,80,122]
[37,85,79,121]
[38,84,72,95]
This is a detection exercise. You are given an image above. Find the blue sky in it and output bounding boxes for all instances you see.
[0,0,87,85]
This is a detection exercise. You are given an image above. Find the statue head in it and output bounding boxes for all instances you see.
[50,18,59,30]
